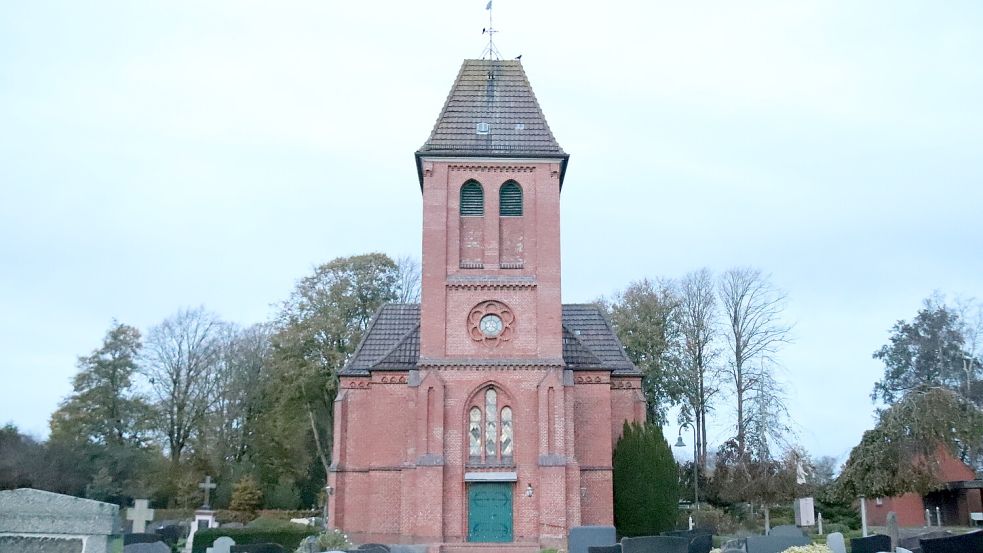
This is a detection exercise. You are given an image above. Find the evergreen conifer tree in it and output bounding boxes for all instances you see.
[613,421,680,536]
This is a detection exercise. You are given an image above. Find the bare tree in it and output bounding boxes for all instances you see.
[679,268,720,470]
[396,256,422,304]
[718,268,791,458]
[142,307,225,467]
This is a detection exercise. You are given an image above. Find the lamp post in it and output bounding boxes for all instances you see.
[675,423,699,510]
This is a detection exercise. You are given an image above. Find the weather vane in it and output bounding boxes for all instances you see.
[481,1,501,60]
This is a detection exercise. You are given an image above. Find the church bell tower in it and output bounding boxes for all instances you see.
[415,59,569,363]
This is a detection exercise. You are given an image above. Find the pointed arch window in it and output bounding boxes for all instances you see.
[460,181,484,216]
[499,181,522,216]
[467,386,514,465]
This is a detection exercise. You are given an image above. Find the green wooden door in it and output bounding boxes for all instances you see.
[467,482,513,542]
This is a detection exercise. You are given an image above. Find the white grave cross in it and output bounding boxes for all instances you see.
[126,499,155,533]
[199,475,217,509]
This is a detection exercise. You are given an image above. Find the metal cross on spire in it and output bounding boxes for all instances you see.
[480,0,501,60]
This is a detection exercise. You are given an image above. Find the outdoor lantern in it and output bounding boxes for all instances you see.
[525,484,534,497]
[675,435,686,448]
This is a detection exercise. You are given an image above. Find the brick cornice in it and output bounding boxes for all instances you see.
[418,357,565,370]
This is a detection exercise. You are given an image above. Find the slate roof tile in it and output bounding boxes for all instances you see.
[415,59,569,185]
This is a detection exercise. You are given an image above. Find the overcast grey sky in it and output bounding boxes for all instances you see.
[1,1,981,466]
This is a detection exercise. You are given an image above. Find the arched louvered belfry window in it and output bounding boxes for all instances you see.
[460,181,484,216]
[499,181,522,216]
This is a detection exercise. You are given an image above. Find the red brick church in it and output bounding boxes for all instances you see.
[327,59,645,550]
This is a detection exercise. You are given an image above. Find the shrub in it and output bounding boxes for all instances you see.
[230,476,263,514]
[687,506,739,535]
[190,525,318,553]
[613,421,679,537]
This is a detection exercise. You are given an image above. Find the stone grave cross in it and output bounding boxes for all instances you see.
[126,498,156,533]
[199,475,217,509]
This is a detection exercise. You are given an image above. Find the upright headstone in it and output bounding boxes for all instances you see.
[745,535,810,553]
[850,534,892,553]
[817,512,824,535]
[886,511,899,550]
[826,532,846,553]
[770,525,805,537]
[126,500,156,534]
[206,536,236,553]
[568,526,617,553]
[0,488,121,553]
[124,543,170,553]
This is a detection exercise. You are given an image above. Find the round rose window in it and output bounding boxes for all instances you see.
[468,301,515,346]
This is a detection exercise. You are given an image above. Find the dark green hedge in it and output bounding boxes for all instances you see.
[191,526,318,553]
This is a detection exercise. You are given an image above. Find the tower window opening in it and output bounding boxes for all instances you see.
[460,181,484,216]
[499,181,522,216]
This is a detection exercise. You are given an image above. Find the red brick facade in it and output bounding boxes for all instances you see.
[327,60,645,548]
[863,450,982,527]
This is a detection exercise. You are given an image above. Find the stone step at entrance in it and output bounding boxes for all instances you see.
[439,542,541,553]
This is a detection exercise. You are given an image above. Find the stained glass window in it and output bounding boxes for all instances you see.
[485,388,497,457]
[501,407,513,457]
[469,407,482,457]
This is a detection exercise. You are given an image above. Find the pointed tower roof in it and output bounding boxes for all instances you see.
[415,59,569,186]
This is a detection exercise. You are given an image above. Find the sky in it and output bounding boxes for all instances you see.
[1,1,981,467]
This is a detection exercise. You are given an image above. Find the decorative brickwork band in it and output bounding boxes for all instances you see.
[449,165,536,174]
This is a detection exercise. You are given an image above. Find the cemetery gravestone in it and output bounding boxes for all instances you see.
[124,543,170,553]
[0,488,121,553]
[769,525,805,537]
[745,535,811,553]
[124,533,165,545]
[826,532,846,553]
[153,524,184,545]
[886,511,900,550]
[919,530,983,553]
[126,500,156,534]
[230,544,286,553]
[569,525,618,553]
[621,535,688,553]
[587,546,622,553]
[850,534,892,553]
[207,536,236,553]
[899,530,952,552]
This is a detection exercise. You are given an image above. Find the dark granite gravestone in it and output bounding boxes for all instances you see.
[745,535,811,553]
[588,546,623,553]
[720,537,746,553]
[769,525,805,537]
[919,530,983,553]
[230,544,286,553]
[850,534,892,553]
[152,523,186,545]
[662,529,713,553]
[569,526,618,553]
[621,535,688,553]
[0,536,84,553]
[356,544,391,552]
[125,533,165,545]
[123,542,171,553]
[898,530,952,552]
